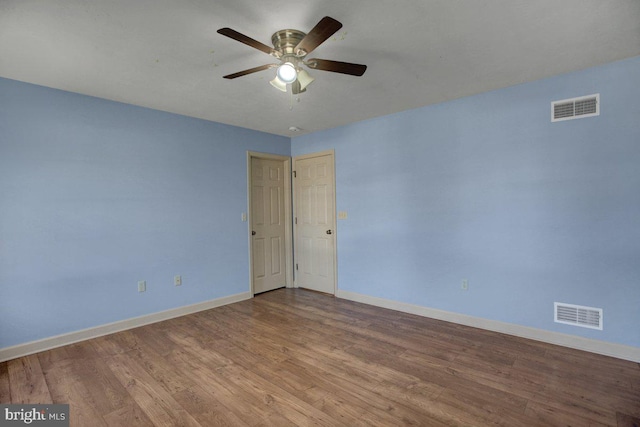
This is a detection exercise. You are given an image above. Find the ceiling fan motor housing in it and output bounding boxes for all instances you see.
[271,29,307,58]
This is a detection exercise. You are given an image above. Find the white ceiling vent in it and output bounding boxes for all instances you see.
[551,94,599,122]
[554,302,603,330]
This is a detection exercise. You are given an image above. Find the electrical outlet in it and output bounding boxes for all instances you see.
[138,280,146,292]
[241,212,247,222]
[461,279,468,290]
[338,211,348,220]
[174,275,182,286]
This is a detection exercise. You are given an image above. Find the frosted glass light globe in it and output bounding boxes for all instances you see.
[276,62,297,84]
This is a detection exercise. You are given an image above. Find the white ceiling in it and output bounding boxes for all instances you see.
[1,1,639,137]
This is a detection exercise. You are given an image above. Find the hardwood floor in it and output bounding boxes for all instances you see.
[1,288,639,426]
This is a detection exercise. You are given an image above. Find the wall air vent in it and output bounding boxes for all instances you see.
[551,94,599,122]
[554,302,602,330]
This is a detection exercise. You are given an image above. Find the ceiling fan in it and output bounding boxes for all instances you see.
[217,16,367,94]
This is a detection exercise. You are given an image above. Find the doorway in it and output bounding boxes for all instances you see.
[293,150,337,295]
[247,152,292,294]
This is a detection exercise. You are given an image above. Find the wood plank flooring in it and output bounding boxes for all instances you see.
[1,288,639,426]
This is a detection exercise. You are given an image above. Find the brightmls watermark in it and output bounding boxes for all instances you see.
[0,405,69,426]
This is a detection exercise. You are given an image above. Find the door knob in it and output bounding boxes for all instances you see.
[326,230,332,235]
[252,230,256,235]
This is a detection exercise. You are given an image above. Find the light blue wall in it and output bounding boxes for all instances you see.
[2,56,639,351]
[292,56,640,348]
[0,78,289,348]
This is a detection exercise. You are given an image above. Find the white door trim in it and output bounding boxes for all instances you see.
[247,151,293,295]
[292,149,338,294]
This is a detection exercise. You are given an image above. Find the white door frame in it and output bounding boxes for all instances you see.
[247,151,293,295]
[292,149,338,294]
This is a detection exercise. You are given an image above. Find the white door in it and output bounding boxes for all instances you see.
[251,157,287,294]
[294,152,336,294]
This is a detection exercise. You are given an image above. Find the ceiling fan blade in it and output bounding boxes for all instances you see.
[223,64,277,79]
[305,59,367,76]
[294,16,342,55]
[217,28,277,56]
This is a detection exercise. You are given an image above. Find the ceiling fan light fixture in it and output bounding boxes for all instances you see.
[269,76,288,92]
[218,17,367,98]
[276,62,297,84]
[297,69,315,91]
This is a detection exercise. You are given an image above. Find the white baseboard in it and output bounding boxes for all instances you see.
[336,290,640,363]
[0,291,252,363]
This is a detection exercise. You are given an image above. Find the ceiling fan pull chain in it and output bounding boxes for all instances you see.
[289,86,294,111]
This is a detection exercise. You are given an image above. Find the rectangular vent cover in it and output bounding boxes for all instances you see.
[554,302,603,330]
[552,94,599,122]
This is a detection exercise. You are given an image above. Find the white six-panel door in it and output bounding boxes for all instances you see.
[251,157,287,294]
[294,152,336,294]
